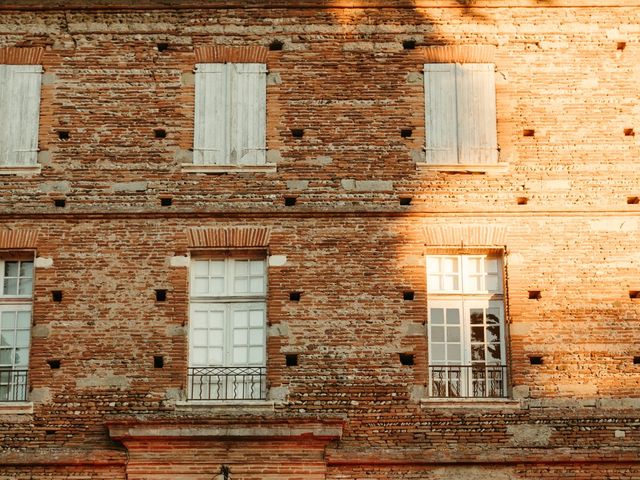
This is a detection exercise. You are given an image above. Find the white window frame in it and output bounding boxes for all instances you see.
[426,254,507,398]
[423,63,498,166]
[0,65,42,169]
[193,63,268,167]
[0,259,33,402]
[188,258,267,401]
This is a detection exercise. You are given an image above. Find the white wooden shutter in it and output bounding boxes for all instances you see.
[194,63,228,165]
[0,65,41,166]
[456,64,498,164]
[424,63,458,164]
[231,63,267,165]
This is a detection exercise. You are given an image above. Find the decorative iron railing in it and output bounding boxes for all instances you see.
[0,369,28,402]
[187,366,267,401]
[429,364,508,398]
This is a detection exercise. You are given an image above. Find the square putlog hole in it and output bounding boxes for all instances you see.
[402,39,416,50]
[517,197,528,205]
[160,197,172,207]
[627,196,639,205]
[633,356,640,365]
[529,356,543,365]
[289,291,302,302]
[51,290,63,302]
[403,291,415,301]
[624,128,635,137]
[528,290,542,300]
[157,42,169,52]
[285,354,298,367]
[290,128,304,138]
[57,130,70,141]
[154,128,167,139]
[400,128,413,138]
[399,353,415,366]
[155,289,168,302]
[54,198,66,208]
[284,196,297,207]
[47,359,61,369]
[153,355,164,368]
[269,40,284,51]
[523,129,535,137]
[617,41,627,51]
[629,291,640,299]
[399,197,412,206]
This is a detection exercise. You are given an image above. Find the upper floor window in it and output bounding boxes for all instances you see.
[426,254,507,399]
[193,63,267,166]
[188,258,267,401]
[0,259,33,402]
[0,65,42,167]
[423,63,497,165]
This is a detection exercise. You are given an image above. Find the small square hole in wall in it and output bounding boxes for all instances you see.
[517,197,528,205]
[160,197,172,207]
[291,128,304,138]
[402,39,416,50]
[284,196,297,207]
[400,128,413,138]
[399,353,415,366]
[624,128,635,137]
[157,42,169,52]
[269,40,284,51]
[47,359,61,369]
[154,129,167,139]
[285,354,298,367]
[155,289,167,302]
[617,41,626,51]
[629,291,640,299]
[153,355,164,368]
[523,129,535,137]
[45,429,56,436]
[403,291,415,301]
[57,130,70,141]
[52,290,63,302]
[633,356,640,365]
[528,290,542,300]
[53,198,66,208]
[289,291,302,302]
[529,356,543,365]
[627,197,639,205]
[399,197,412,206]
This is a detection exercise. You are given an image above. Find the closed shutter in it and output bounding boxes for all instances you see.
[231,63,267,165]
[424,63,458,164]
[0,65,41,166]
[456,64,498,164]
[194,63,228,165]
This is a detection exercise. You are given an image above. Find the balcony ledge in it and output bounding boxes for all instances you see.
[416,162,508,174]
[0,402,33,414]
[420,397,522,409]
[0,165,41,176]
[175,399,275,411]
[181,163,277,174]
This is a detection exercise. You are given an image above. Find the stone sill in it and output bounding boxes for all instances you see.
[420,398,522,409]
[0,165,41,176]
[416,162,509,174]
[181,163,277,174]
[0,402,33,414]
[175,400,275,411]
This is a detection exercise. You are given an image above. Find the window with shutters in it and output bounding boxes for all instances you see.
[0,65,42,169]
[192,63,268,168]
[187,257,267,401]
[0,259,33,402]
[426,254,508,398]
[423,63,499,167]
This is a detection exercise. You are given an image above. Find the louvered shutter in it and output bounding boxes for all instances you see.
[456,64,498,164]
[424,63,458,164]
[231,63,267,165]
[194,63,228,165]
[0,65,41,166]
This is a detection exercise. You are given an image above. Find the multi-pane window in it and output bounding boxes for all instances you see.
[188,258,266,400]
[193,63,267,166]
[427,255,507,398]
[0,260,33,402]
[424,63,497,165]
[0,65,42,167]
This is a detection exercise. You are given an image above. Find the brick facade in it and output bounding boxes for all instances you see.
[0,1,639,478]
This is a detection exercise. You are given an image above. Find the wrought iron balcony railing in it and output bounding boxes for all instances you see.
[429,364,508,398]
[187,366,267,401]
[0,368,28,402]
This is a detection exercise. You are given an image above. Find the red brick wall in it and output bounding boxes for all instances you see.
[1,1,639,478]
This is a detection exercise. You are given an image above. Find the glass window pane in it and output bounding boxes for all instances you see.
[211,278,225,295]
[1,312,16,329]
[234,278,248,293]
[486,275,499,292]
[209,329,224,347]
[249,346,263,363]
[470,309,484,324]
[427,275,440,292]
[426,257,440,272]
[250,261,264,275]
[14,349,28,366]
[486,309,501,324]
[249,310,263,327]
[233,329,248,345]
[3,278,17,295]
[487,344,502,362]
[485,258,498,273]
[1,332,15,347]
[192,330,208,347]
[17,311,31,328]
[210,347,223,365]
[191,348,207,365]
[443,257,457,274]
[233,310,248,328]
[487,325,501,343]
[430,326,444,342]
[446,309,460,325]
[191,311,208,328]
[471,345,485,362]
[210,260,225,276]
[18,278,33,296]
[20,262,33,278]
[467,257,482,275]
[193,278,209,295]
[446,326,460,342]
[193,261,209,276]
[233,347,248,364]
[5,262,19,277]
[447,344,461,362]
[430,308,444,324]
[431,344,445,362]
[0,348,13,365]
[249,277,264,293]
[210,311,225,329]
[471,326,485,342]
[15,330,29,348]
[234,261,248,275]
